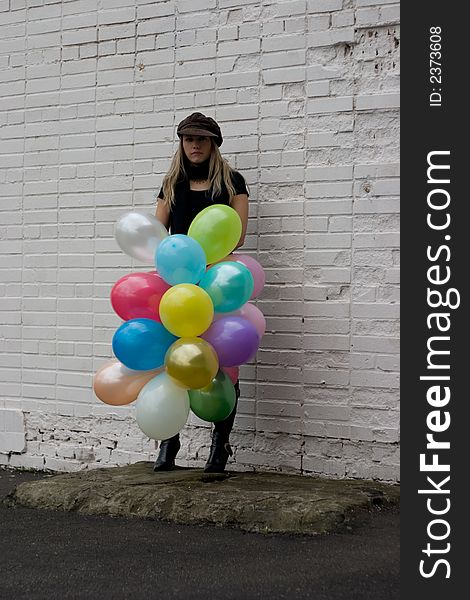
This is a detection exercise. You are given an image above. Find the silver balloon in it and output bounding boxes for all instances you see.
[135,372,190,440]
[115,211,168,263]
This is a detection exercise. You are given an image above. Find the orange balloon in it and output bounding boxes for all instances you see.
[93,359,162,406]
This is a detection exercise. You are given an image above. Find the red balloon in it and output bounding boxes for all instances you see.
[221,366,239,384]
[111,272,171,322]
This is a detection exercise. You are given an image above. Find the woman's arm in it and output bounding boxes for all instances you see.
[231,193,249,249]
[156,199,170,231]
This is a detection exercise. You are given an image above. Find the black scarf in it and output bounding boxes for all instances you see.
[170,159,231,234]
[169,157,210,233]
[184,155,210,182]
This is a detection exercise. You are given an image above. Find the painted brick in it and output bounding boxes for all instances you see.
[356,93,400,110]
[307,96,353,114]
[263,34,305,53]
[307,28,355,48]
[307,0,343,12]
[0,1,400,483]
[261,50,306,70]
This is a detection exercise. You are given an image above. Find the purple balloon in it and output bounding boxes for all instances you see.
[202,316,260,367]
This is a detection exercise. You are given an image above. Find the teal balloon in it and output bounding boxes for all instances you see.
[155,234,206,285]
[112,318,177,371]
[189,370,236,422]
[198,261,254,312]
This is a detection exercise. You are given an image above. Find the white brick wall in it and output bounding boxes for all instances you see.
[0,0,399,482]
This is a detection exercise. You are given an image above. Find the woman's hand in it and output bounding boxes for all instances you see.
[231,194,249,249]
[155,199,170,231]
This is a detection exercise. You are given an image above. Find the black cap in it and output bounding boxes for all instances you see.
[176,112,223,147]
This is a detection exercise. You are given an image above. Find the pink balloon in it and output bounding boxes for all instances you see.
[111,272,171,322]
[221,366,239,384]
[221,254,265,299]
[213,303,265,339]
[237,302,266,338]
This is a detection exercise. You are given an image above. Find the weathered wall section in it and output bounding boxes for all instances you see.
[0,0,400,481]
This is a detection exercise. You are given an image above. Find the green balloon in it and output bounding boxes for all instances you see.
[188,204,242,265]
[189,370,236,422]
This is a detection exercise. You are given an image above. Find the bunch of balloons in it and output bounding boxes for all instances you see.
[93,205,266,442]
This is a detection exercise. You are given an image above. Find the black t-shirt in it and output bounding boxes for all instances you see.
[157,170,249,235]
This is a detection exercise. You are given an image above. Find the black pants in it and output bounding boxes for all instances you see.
[214,379,239,437]
[162,380,239,444]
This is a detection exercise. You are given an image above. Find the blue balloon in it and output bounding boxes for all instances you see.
[155,234,207,285]
[198,262,254,313]
[112,318,177,371]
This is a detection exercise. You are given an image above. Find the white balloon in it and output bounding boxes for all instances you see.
[135,372,190,440]
[115,211,168,264]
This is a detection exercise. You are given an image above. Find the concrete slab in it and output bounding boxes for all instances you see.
[3,462,399,535]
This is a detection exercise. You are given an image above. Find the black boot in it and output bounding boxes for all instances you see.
[204,381,239,473]
[154,434,180,471]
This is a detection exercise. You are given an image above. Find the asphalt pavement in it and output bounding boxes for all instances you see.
[0,468,399,600]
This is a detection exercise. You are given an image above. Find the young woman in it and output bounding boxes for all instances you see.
[154,112,249,473]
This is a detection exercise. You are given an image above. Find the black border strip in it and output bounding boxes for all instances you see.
[401,3,467,594]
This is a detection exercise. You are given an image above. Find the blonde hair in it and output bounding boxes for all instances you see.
[161,139,237,208]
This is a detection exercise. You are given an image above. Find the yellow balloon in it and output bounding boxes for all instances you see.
[188,204,242,265]
[165,337,219,389]
[159,284,214,337]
